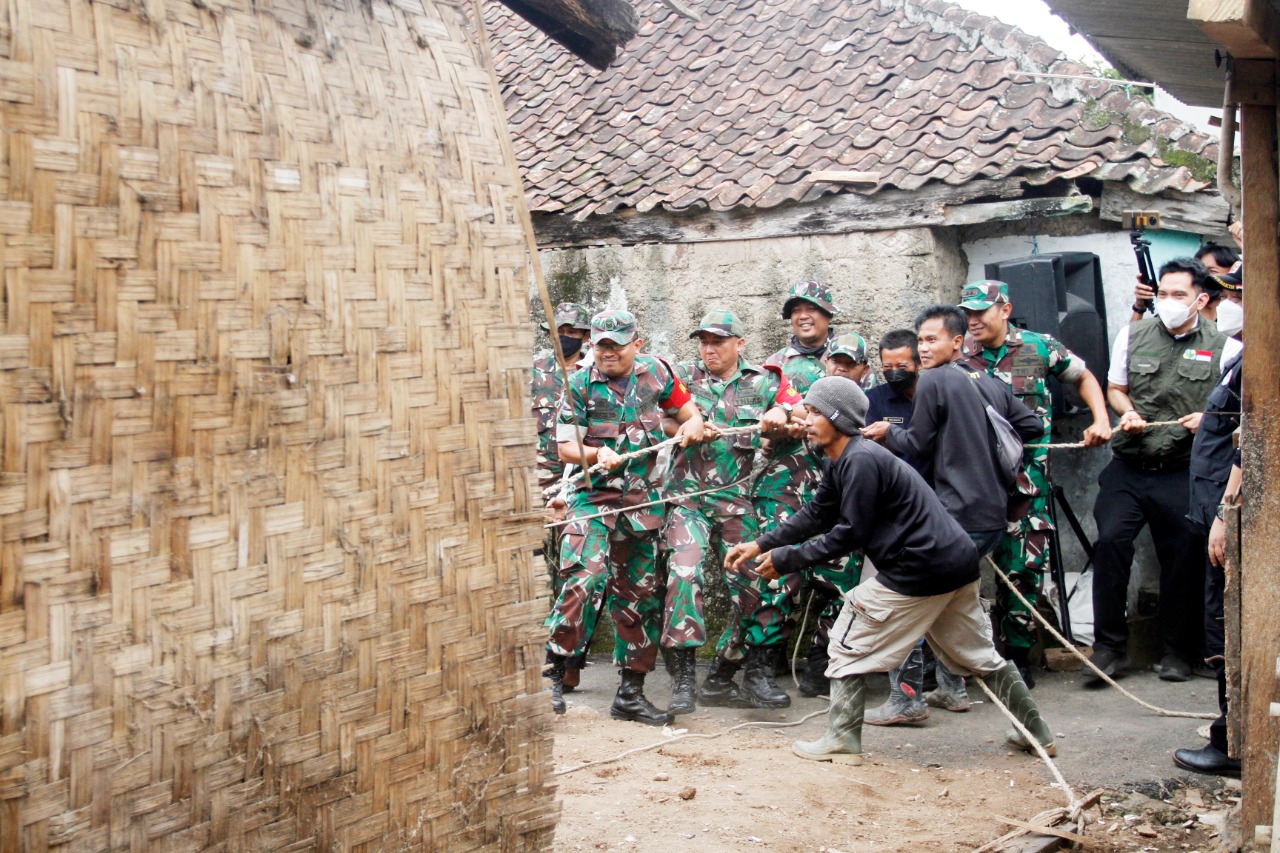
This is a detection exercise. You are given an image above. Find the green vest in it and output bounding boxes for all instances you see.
[1112,317,1227,463]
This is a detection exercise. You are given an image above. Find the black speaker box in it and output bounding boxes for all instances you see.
[983,252,1110,421]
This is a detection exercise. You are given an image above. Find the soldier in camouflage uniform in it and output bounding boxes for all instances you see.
[700,280,836,708]
[960,281,1112,686]
[661,310,801,714]
[544,310,705,725]
[825,330,880,391]
[531,303,595,689]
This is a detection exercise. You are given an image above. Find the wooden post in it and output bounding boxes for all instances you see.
[1226,503,1242,756]
[1237,56,1280,838]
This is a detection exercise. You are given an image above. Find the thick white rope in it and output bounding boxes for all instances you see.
[984,556,1215,720]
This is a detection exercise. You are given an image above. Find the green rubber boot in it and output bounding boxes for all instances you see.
[980,662,1056,757]
[792,675,865,765]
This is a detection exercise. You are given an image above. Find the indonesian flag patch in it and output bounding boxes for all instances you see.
[1182,348,1214,362]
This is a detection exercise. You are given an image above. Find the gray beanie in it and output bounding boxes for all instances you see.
[804,376,868,434]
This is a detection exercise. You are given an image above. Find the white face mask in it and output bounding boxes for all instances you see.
[1216,299,1243,336]
[1154,297,1194,330]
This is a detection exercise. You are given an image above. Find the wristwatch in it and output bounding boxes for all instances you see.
[779,401,795,415]
[1215,504,1227,521]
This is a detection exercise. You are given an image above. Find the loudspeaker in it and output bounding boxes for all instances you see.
[983,252,1110,420]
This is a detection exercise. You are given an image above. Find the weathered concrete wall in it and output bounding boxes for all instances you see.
[534,227,968,364]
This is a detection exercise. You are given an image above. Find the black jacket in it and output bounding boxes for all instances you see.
[1188,350,1243,535]
[884,361,1042,532]
[756,437,979,597]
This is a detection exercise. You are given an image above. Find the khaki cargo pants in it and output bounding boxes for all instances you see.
[826,577,1006,679]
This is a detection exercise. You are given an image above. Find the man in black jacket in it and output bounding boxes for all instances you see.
[862,305,1042,555]
[726,377,1055,765]
[861,305,1043,711]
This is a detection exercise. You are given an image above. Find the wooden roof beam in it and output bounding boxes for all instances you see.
[497,0,639,70]
[1188,0,1280,58]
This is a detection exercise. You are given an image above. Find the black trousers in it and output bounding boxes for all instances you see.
[1204,552,1230,754]
[1091,457,1206,661]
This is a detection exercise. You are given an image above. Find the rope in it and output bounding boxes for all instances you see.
[984,556,1216,720]
[543,425,762,498]
[1026,412,1242,449]
[791,589,815,690]
[973,677,1077,810]
[543,473,755,529]
[551,704,837,778]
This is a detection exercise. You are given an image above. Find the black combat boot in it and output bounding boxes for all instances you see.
[544,650,567,715]
[741,645,791,708]
[699,655,747,707]
[798,638,830,697]
[1009,647,1036,690]
[668,648,698,716]
[611,669,672,726]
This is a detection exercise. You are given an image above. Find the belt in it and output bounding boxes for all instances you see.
[1117,456,1189,474]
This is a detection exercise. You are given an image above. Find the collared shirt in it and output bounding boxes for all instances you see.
[753,343,829,508]
[671,358,800,509]
[963,325,1084,440]
[865,382,930,480]
[556,355,691,529]
[1107,318,1243,386]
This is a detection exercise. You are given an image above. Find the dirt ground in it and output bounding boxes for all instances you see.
[548,660,1238,852]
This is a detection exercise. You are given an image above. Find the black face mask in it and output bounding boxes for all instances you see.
[883,368,917,390]
[558,334,585,358]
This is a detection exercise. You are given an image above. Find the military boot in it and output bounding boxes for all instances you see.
[925,661,970,712]
[798,638,830,698]
[544,650,567,715]
[668,648,698,716]
[741,645,791,708]
[865,643,928,726]
[1008,647,1036,690]
[792,675,865,764]
[699,655,747,707]
[980,662,1056,757]
[610,669,672,726]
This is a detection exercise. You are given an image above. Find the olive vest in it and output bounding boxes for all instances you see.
[1112,317,1227,464]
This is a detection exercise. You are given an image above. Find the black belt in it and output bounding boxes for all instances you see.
[1117,456,1189,474]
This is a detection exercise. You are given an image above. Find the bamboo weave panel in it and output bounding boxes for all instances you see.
[0,0,555,849]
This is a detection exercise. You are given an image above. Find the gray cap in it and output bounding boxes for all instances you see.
[803,376,868,435]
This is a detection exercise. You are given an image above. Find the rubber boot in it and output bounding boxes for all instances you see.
[1009,646,1036,690]
[980,662,1056,757]
[544,650,567,715]
[792,675,865,764]
[610,669,672,726]
[865,644,929,726]
[741,645,791,708]
[699,656,747,707]
[798,638,830,698]
[925,660,970,712]
[668,648,698,716]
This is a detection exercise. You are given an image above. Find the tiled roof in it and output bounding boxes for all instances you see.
[489,0,1220,220]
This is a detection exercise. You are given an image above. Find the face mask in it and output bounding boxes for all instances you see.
[558,334,585,358]
[1216,299,1243,336]
[883,368,917,389]
[1154,298,1194,330]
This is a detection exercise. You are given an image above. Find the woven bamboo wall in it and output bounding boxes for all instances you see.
[0,0,555,849]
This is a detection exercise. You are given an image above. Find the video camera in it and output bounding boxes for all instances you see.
[1123,209,1161,314]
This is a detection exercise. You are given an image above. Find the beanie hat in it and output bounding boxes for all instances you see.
[804,376,869,435]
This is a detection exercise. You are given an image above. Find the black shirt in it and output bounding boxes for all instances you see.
[1187,350,1243,534]
[865,382,930,479]
[756,437,979,597]
[884,361,1042,533]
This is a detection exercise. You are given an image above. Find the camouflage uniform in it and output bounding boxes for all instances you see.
[960,281,1086,653]
[547,312,692,674]
[661,322,800,651]
[729,281,850,660]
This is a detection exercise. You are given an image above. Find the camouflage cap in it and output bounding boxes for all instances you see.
[827,332,868,363]
[958,280,1010,310]
[782,279,840,318]
[553,302,593,331]
[690,308,746,338]
[590,309,639,345]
